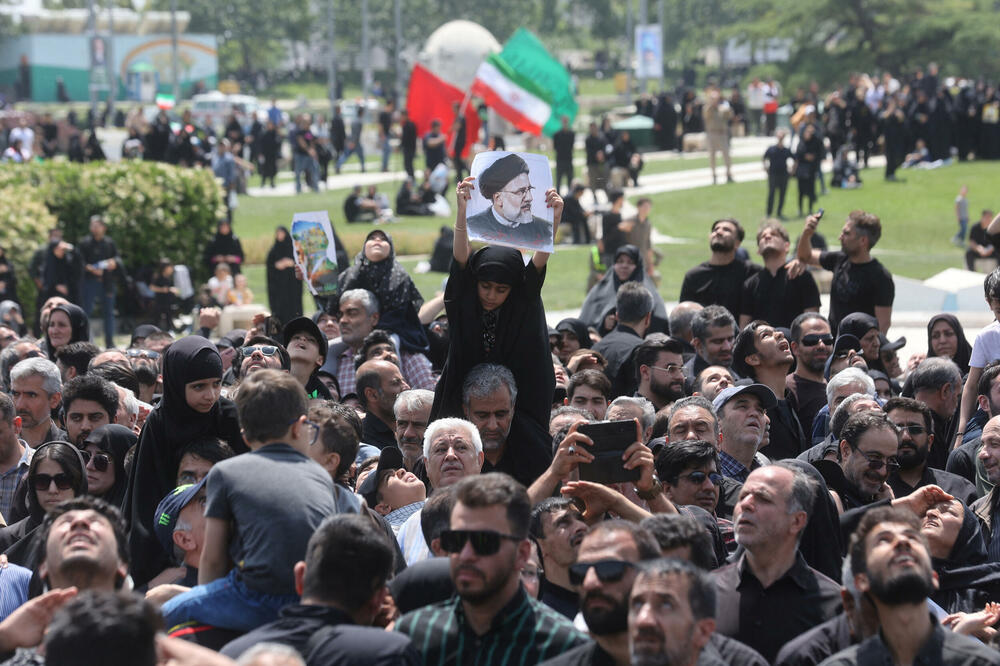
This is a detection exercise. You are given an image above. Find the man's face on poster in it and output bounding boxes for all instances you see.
[492,172,534,225]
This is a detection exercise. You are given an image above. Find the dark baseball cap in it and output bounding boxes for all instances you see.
[878,333,906,352]
[283,316,328,359]
[153,478,207,555]
[712,383,777,412]
[358,446,404,508]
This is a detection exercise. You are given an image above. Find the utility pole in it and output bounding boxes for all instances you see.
[106,0,115,117]
[658,0,664,91]
[624,0,633,99]
[88,0,98,121]
[394,0,403,102]
[361,0,371,98]
[327,0,337,113]
[170,0,180,101]
[638,0,647,92]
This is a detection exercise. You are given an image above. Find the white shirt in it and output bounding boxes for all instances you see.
[9,127,34,159]
[970,320,1000,369]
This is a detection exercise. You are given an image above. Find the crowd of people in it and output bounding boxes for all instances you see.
[0,155,997,665]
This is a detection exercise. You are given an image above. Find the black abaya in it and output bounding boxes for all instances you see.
[266,227,303,327]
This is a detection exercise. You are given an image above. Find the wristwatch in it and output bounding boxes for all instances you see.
[636,474,663,501]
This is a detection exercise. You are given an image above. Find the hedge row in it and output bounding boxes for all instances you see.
[0,161,226,317]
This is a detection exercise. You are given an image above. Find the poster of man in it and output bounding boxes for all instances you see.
[466,151,555,252]
[291,211,340,297]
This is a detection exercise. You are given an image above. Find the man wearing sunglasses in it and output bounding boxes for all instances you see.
[885,397,977,506]
[657,440,726,516]
[539,520,661,666]
[838,411,902,510]
[786,313,833,435]
[395,473,588,665]
[236,336,290,380]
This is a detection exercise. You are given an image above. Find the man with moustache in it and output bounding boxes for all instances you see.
[393,389,433,473]
[823,506,997,664]
[682,306,738,389]
[738,220,820,329]
[714,385,776,483]
[679,218,760,317]
[466,154,553,249]
[838,411,901,511]
[785,313,833,434]
[634,336,687,411]
[884,397,977,506]
[732,321,806,460]
[529,498,590,618]
[971,415,1000,559]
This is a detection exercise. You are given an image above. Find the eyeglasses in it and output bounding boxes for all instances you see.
[500,186,534,199]
[289,418,320,445]
[649,364,684,375]
[894,424,927,436]
[79,450,112,472]
[32,473,73,491]
[568,560,635,586]
[861,452,900,473]
[242,345,278,358]
[800,334,834,347]
[675,471,724,486]
[126,349,160,360]
[439,529,522,556]
[520,566,543,580]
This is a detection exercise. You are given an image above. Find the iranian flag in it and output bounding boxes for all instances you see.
[405,62,481,159]
[470,28,577,137]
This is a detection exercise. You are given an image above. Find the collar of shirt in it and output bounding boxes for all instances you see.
[455,585,532,637]
[490,206,528,230]
[385,500,424,527]
[278,603,354,626]
[736,551,814,591]
[866,614,945,663]
[718,450,752,482]
[0,443,33,478]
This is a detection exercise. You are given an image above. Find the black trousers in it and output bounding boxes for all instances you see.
[556,161,574,193]
[767,175,788,217]
[403,149,415,178]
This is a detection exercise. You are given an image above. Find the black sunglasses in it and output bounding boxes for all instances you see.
[80,450,112,472]
[32,473,73,491]
[241,345,278,358]
[861,452,900,473]
[568,560,635,586]
[895,424,927,436]
[126,349,160,360]
[675,471,724,486]
[439,529,521,556]
[800,334,834,347]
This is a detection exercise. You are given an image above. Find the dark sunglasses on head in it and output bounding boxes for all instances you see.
[241,345,278,358]
[32,473,73,491]
[568,560,635,586]
[126,349,160,360]
[79,450,112,472]
[439,529,521,556]
[675,471,724,486]
[800,334,834,347]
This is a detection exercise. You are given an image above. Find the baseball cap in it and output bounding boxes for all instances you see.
[712,383,777,413]
[283,316,328,359]
[358,446,404,508]
[154,478,207,555]
[824,334,863,379]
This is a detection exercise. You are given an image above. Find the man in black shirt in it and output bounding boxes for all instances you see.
[378,99,394,173]
[584,121,608,196]
[965,208,997,271]
[399,109,417,178]
[683,305,738,388]
[786,313,832,435]
[713,462,841,662]
[885,397,977,505]
[680,217,760,317]
[593,282,653,385]
[796,209,894,333]
[562,184,591,245]
[423,119,446,172]
[221,514,420,663]
[356,359,410,449]
[600,190,627,267]
[553,115,575,194]
[330,106,346,172]
[763,129,793,218]
[529,498,588,619]
[739,220,820,329]
[837,411,900,511]
[79,215,122,348]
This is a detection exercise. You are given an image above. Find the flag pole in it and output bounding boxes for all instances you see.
[448,86,475,158]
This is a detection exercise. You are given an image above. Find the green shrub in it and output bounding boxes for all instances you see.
[0,161,226,318]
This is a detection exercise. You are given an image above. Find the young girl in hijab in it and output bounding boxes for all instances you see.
[339,229,427,353]
[0,442,88,570]
[430,176,562,430]
[124,336,245,587]
[44,303,89,361]
[80,423,137,509]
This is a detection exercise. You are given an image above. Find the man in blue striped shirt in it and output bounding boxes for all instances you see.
[395,473,590,665]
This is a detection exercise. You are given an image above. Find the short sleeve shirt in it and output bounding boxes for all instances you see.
[739,266,821,328]
[969,320,1000,369]
[818,251,894,332]
[681,260,761,317]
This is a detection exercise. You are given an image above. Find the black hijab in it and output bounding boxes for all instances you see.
[785,459,843,581]
[430,246,553,431]
[82,424,137,509]
[339,230,427,353]
[45,303,89,361]
[926,314,973,376]
[1,442,88,569]
[204,222,244,274]
[555,318,592,351]
[930,499,1000,613]
[266,226,302,327]
[578,244,667,329]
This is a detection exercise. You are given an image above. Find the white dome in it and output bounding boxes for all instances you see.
[419,20,501,89]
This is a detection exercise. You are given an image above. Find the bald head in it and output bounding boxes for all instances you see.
[669,301,704,343]
[356,359,410,422]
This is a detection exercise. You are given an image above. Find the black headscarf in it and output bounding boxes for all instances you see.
[45,303,89,361]
[431,246,553,431]
[784,459,843,581]
[82,424,137,510]
[204,222,244,275]
[578,244,667,329]
[926,314,973,376]
[339,230,427,353]
[930,499,1000,613]
[266,226,302,327]
[0,442,88,569]
[123,335,245,587]
[555,318,592,351]
[129,324,161,347]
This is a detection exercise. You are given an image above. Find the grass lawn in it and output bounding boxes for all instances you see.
[235,160,991,316]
